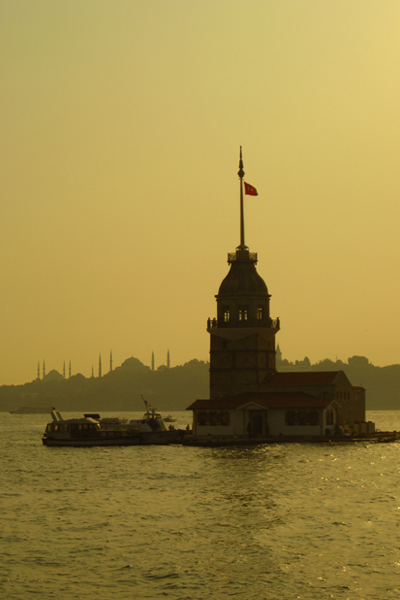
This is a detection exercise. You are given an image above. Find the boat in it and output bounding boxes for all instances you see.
[42,407,185,447]
[163,414,177,423]
[10,406,52,414]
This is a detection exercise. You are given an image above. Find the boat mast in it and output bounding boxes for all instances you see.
[141,394,150,419]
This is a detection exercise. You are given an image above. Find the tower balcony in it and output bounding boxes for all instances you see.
[207,317,280,331]
[228,250,258,264]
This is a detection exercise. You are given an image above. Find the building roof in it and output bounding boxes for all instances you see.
[260,370,342,387]
[187,392,335,411]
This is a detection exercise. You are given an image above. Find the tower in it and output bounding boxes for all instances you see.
[110,350,113,372]
[208,148,280,399]
[43,360,46,379]
[98,353,102,378]
[167,349,170,369]
[151,351,155,371]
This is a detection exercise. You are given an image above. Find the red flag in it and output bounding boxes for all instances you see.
[244,182,258,196]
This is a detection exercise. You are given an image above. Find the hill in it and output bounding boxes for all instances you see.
[1,354,400,412]
[0,358,209,412]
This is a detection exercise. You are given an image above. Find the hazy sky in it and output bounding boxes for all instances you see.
[1,1,400,384]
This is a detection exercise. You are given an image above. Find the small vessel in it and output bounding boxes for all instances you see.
[163,414,177,423]
[42,405,184,447]
[10,406,52,414]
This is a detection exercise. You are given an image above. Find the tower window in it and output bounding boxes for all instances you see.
[223,307,230,322]
[238,307,248,321]
[257,307,263,320]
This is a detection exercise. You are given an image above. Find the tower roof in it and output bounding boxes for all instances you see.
[216,149,268,299]
[217,249,268,297]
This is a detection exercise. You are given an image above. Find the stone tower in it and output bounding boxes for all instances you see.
[208,149,280,399]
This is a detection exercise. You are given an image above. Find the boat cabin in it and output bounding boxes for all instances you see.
[45,417,101,440]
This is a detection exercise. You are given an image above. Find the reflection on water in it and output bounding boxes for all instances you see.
[1,411,400,599]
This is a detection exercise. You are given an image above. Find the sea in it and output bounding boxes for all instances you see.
[1,410,400,600]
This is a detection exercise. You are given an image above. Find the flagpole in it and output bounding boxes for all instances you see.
[238,146,245,249]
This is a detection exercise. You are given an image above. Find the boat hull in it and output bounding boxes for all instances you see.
[42,430,184,447]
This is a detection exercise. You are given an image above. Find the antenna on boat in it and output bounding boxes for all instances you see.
[51,407,63,422]
[141,394,150,419]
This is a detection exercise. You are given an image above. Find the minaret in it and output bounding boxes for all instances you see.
[98,354,102,378]
[276,344,283,365]
[63,361,66,378]
[37,361,41,380]
[109,350,113,372]
[151,351,155,371]
[43,360,46,379]
[207,148,280,399]
[69,360,72,378]
[167,350,170,369]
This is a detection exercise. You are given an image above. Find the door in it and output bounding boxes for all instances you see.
[249,410,264,436]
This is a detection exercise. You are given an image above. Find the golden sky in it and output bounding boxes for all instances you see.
[1,1,400,384]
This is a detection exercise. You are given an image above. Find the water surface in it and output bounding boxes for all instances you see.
[1,410,399,599]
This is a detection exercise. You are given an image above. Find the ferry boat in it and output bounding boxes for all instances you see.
[42,408,184,447]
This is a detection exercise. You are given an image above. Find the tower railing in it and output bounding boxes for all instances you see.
[207,317,280,330]
[228,251,258,264]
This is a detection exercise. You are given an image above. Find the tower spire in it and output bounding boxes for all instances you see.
[238,146,246,249]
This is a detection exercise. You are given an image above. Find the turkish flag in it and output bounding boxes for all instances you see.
[244,182,258,196]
